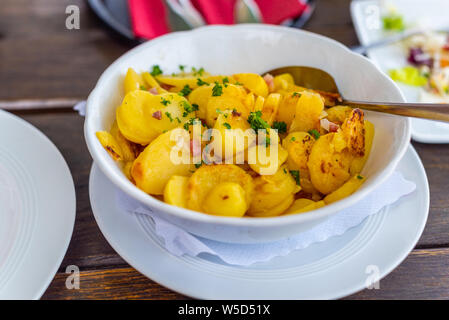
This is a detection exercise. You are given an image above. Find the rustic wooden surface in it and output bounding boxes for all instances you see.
[1,0,448,300]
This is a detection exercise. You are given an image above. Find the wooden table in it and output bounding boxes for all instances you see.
[2,0,448,300]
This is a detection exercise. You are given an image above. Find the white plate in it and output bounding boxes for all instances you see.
[89,145,428,299]
[0,110,76,300]
[351,0,449,143]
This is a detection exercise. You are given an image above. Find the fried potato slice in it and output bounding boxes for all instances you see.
[289,91,324,133]
[110,121,136,162]
[248,142,288,175]
[324,174,365,204]
[116,90,195,145]
[350,120,374,175]
[233,73,269,97]
[187,164,254,212]
[248,165,300,217]
[341,108,365,157]
[307,132,352,195]
[284,199,325,215]
[164,175,190,208]
[124,68,145,94]
[96,131,123,161]
[132,129,193,195]
[326,105,352,124]
[202,182,248,217]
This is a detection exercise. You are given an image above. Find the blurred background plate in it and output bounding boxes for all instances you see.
[351,0,449,143]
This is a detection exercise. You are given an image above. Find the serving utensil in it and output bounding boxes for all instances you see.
[266,66,449,122]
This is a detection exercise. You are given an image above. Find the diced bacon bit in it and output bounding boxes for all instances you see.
[190,139,201,157]
[160,83,174,90]
[263,73,275,92]
[232,109,241,117]
[152,110,162,120]
[149,87,158,95]
[320,118,339,132]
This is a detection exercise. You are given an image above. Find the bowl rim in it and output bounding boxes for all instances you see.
[85,24,411,228]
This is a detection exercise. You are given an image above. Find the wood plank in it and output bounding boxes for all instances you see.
[0,0,131,100]
[41,248,449,300]
[413,142,449,248]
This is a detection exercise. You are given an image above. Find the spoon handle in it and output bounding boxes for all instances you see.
[343,100,449,122]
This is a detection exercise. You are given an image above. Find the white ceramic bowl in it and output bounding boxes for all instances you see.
[85,24,411,244]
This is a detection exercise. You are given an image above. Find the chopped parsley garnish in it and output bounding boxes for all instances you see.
[265,136,271,147]
[247,111,270,131]
[223,122,231,129]
[176,117,181,123]
[195,161,203,169]
[150,65,163,76]
[308,129,320,140]
[197,78,209,86]
[179,85,192,97]
[165,112,173,122]
[216,108,223,114]
[140,85,146,90]
[183,118,200,131]
[291,136,296,142]
[179,65,186,72]
[289,170,300,186]
[212,82,223,96]
[182,101,198,117]
[192,67,205,77]
[357,175,364,180]
[160,97,170,106]
[292,92,302,98]
[272,121,287,134]
[283,168,287,174]
[222,77,229,87]
[235,81,243,86]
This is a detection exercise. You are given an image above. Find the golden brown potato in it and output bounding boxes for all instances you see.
[324,174,365,204]
[273,73,294,91]
[350,120,374,175]
[116,91,195,145]
[248,165,300,217]
[248,142,288,175]
[156,74,229,91]
[289,91,324,133]
[232,73,269,97]
[258,93,281,126]
[211,111,255,161]
[96,131,123,161]
[341,108,365,157]
[326,105,352,124]
[307,132,352,195]
[124,68,145,94]
[202,182,248,217]
[110,121,136,162]
[132,129,193,195]
[187,164,254,212]
[284,199,325,215]
[164,175,190,208]
[249,194,295,217]
[276,92,302,127]
[205,84,249,127]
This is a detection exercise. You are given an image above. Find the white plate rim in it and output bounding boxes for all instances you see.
[89,145,429,299]
[0,110,76,300]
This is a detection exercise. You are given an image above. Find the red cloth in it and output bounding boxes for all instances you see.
[254,0,308,25]
[128,0,170,39]
[128,0,310,40]
[191,0,237,25]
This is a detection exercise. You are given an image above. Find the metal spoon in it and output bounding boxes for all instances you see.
[265,66,449,122]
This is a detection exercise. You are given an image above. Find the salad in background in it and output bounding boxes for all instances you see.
[381,7,449,103]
